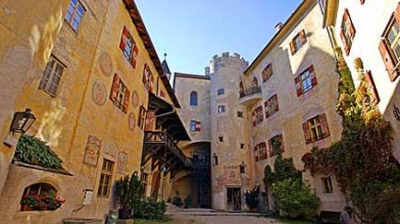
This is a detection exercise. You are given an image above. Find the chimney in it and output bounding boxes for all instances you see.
[275,22,283,31]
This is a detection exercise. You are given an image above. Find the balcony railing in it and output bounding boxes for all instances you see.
[239,86,262,106]
[144,131,192,167]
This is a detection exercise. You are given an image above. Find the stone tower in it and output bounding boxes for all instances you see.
[207,52,251,210]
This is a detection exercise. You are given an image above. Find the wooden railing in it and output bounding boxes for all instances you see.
[144,131,192,167]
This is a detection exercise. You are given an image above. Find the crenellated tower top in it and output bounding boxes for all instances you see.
[204,52,249,76]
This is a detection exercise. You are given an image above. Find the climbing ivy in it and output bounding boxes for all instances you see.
[301,49,400,223]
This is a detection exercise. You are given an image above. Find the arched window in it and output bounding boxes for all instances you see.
[20,183,65,211]
[252,77,259,87]
[190,91,198,106]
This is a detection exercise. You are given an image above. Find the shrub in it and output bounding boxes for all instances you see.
[133,197,166,220]
[184,194,191,208]
[244,185,260,211]
[272,178,320,220]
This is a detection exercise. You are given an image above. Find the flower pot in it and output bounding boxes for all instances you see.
[118,208,131,219]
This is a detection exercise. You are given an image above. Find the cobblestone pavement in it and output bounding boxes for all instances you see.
[164,213,284,224]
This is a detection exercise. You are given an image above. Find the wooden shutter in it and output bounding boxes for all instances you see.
[110,73,120,102]
[302,121,312,144]
[289,41,296,55]
[364,70,380,103]
[122,88,130,113]
[395,3,400,24]
[360,0,365,4]
[340,30,350,55]
[295,75,302,96]
[309,66,318,86]
[273,95,279,113]
[195,121,201,131]
[264,100,270,118]
[299,30,307,45]
[379,40,399,81]
[131,44,138,68]
[252,111,256,126]
[120,27,128,51]
[319,113,330,138]
[279,134,284,153]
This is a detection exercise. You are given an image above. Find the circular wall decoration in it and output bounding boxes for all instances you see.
[131,90,139,108]
[128,112,136,131]
[99,52,113,77]
[92,79,107,106]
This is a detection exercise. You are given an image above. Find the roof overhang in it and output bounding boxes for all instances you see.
[323,0,339,27]
[122,0,181,108]
[148,94,191,141]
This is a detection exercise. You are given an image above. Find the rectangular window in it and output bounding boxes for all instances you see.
[262,63,273,82]
[218,105,225,113]
[294,65,317,96]
[142,64,154,93]
[218,136,224,142]
[264,94,279,118]
[255,142,267,162]
[65,0,85,31]
[379,4,400,81]
[190,120,201,132]
[322,177,333,194]
[252,106,264,126]
[290,30,307,55]
[120,26,139,68]
[109,73,130,113]
[340,9,356,55]
[237,111,243,118]
[97,159,114,197]
[268,134,284,157]
[39,55,65,97]
[302,113,330,144]
[217,88,225,95]
[138,106,147,130]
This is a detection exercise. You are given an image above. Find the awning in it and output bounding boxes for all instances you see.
[148,93,191,141]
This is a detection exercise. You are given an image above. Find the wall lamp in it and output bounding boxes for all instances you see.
[10,108,36,133]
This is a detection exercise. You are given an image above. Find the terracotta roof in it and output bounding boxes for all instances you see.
[122,0,181,108]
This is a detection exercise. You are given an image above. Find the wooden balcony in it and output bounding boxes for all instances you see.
[142,131,192,177]
[239,86,262,106]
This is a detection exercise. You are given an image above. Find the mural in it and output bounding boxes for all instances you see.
[99,52,113,77]
[83,135,101,166]
[92,79,107,106]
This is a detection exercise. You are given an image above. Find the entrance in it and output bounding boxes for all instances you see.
[227,187,241,211]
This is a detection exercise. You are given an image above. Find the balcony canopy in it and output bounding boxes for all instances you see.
[148,93,191,141]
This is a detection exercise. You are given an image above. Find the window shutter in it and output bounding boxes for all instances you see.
[110,73,120,102]
[264,100,270,118]
[299,29,307,45]
[252,111,256,126]
[130,44,138,68]
[195,121,201,131]
[273,95,279,112]
[289,41,296,55]
[319,113,330,138]
[340,30,350,55]
[309,66,318,86]
[268,138,273,157]
[395,3,400,24]
[279,134,284,153]
[294,75,302,96]
[364,70,380,103]
[302,121,312,144]
[378,40,399,81]
[120,27,128,51]
[122,88,130,113]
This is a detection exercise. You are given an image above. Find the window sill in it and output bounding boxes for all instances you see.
[12,160,73,176]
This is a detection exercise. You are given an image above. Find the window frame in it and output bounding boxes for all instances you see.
[190,91,198,106]
[268,134,284,157]
[262,63,273,83]
[109,73,130,113]
[217,88,225,95]
[97,159,114,197]
[217,105,225,113]
[264,94,279,118]
[119,26,139,68]
[252,106,264,126]
[20,183,59,211]
[65,0,85,32]
[340,9,356,55]
[295,65,317,96]
[39,55,65,97]
[237,111,243,118]
[322,177,333,194]
[290,30,307,55]
[302,113,330,144]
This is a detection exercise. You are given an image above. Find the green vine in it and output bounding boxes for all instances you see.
[301,52,400,223]
[14,134,63,169]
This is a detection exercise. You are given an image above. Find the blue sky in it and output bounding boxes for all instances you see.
[136,1,303,75]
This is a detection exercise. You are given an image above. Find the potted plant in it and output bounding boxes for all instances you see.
[20,190,66,211]
[184,194,191,209]
[114,172,142,219]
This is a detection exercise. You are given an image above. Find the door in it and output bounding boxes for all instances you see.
[227,187,241,211]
